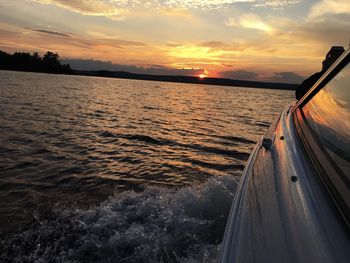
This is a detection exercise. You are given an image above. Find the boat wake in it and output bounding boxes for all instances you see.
[1,175,239,263]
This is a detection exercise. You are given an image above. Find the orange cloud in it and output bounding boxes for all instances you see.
[34,0,129,19]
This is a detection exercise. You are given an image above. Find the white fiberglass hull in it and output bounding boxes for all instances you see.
[220,103,350,263]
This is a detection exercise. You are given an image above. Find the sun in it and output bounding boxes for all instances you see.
[199,69,209,79]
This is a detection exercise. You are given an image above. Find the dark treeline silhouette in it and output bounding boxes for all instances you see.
[0,50,298,90]
[0,50,73,74]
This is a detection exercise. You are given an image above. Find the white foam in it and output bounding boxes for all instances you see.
[2,175,239,263]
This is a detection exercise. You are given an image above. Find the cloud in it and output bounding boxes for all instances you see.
[156,0,250,9]
[33,29,71,37]
[96,39,146,47]
[31,0,302,20]
[34,0,131,19]
[252,0,301,8]
[200,41,226,48]
[58,57,306,83]
[0,28,21,38]
[60,58,204,76]
[158,0,301,9]
[266,71,305,84]
[2,0,347,79]
[222,5,349,73]
[165,43,184,48]
[290,13,350,53]
[218,70,259,80]
[309,0,350,20]
[217,69,305,83]
[227,13,273,32]
[239,14,272,32]
[0,22,161,67]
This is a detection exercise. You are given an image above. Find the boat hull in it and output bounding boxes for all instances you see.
[220,104,350,262]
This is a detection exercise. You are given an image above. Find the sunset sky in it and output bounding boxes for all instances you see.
[0,0,349,83]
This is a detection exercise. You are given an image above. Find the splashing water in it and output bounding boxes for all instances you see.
[1,175,239,262]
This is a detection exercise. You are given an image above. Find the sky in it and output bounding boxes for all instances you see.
[0,0,349,83]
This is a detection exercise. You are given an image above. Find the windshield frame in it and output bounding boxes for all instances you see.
[292,48,350,230]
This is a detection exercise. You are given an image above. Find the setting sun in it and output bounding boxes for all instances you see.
[199,74,207,79]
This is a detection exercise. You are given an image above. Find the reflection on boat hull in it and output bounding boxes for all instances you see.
[220,104,350,262]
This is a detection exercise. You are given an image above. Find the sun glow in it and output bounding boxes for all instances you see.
[199,69,210,78]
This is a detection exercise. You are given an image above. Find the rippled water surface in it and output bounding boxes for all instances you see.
[0,70,294,262]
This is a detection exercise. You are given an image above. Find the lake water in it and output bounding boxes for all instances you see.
[0,70,294,262]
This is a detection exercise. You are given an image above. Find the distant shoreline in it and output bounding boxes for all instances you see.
[1,69,299,91]
[77,70,299,90]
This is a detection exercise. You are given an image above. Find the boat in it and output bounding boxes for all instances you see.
[220,46,350,262]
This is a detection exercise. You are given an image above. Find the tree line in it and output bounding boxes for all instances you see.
[0,50,73,74]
